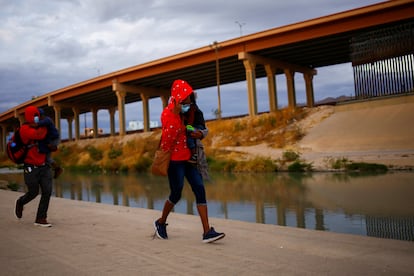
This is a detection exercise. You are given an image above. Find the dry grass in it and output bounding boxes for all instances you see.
[203,107,307,149]
[52,132,161,172]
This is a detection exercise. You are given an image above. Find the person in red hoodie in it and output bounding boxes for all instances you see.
[14,106,53,227]
[153,79,225,243]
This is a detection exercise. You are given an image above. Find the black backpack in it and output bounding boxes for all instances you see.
[6,127,32,164]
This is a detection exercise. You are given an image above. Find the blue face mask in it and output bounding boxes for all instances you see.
[181,104,191,113]
[34,116,40,124]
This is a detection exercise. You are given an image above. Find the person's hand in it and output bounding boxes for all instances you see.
[190,130,203,139]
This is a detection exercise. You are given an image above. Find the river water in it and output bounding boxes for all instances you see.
[3,170,414,241]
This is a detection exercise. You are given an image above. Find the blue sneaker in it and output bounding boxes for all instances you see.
[202,227,225,243]
[154,219,168,240]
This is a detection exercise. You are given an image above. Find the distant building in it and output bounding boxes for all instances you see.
[128,121,159,131]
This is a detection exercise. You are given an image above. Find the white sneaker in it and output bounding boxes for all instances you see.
[34,219,52,227]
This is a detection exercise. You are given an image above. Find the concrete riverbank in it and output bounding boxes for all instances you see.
[1,189,413,275]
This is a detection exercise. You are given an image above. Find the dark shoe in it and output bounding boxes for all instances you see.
[15,200,23,219]
[34,218,52,227]
[202,227,225,243]
[154,219,168,239]
[54,167,64,179]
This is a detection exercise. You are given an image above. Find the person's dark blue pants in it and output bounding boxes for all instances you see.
[187,135,196,150]
[19,164,52,220]
[167,161,207,205]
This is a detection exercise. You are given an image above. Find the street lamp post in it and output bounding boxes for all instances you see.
[235,21,246,36]
[210,41,221,119]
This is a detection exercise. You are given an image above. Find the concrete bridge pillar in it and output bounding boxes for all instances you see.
[285,69,296,109]
[108,107,116,136]
[115,90,127,136]
[242,59,258,116]
[265,64,278,112]
[304,73,315,107]
[113,80,172,133]
[91,107,99,138]
[66,117,73,141]
[240,52,316,111]
[141,94,150,132]
[53,105,62,139]
[72,107,80,141]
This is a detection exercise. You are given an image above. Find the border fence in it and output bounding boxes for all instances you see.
[351,22,414,98]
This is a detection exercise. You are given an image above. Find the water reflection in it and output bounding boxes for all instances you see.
[2,171,414,241]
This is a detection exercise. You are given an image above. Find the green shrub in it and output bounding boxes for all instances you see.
[118,165,129,173]
[58,145,71,157]
[283,150,300,162]
[331,157,350,170]
[135,156,152,173]
[7,182,20,191]
[233,121,246,132]
[288,161,312,172]
[87,146,103,161]
[108,147,123,159]
[288,161,305,172]
[345,162,388,172]
[233,157,278,173]
[269,117,277,127]
[208,157,237,172]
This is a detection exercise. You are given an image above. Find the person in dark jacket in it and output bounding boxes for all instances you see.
[183,93,206,164]
[37,108,63,178]
[15,106,53,227]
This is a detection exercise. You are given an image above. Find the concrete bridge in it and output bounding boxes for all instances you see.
[0,0,413,153]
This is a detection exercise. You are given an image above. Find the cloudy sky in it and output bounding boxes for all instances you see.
[0,0,384,137]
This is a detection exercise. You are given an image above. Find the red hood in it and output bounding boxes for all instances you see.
[24,106,40,123]
[170,79,193,103]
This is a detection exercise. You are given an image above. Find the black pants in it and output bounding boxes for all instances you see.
[18,164,52,220]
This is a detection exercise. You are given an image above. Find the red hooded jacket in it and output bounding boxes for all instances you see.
[19,106,48,166]
[160,80,193,161]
